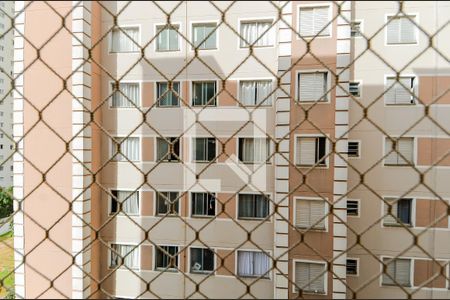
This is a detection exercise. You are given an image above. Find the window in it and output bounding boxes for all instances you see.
[385,76,416,105]
[382,258,411,286]
[294,261,326,294]
[240,20,274,47]
[298,6,331,37]
[155,245,179,270]
[297,72,328,102]
[191,192,216,217]
[110,190,140,215]
[156,191,179,215]
[384,137,414,166]
[0,166,3,171]
[156,137,180,162]
[156,24,180,52]
[348,141,360,158]
[190,248,214,273]
[109,244,140,269]
[387,16,417,44]
[347,200,359,217]
[0,145,3,149]
[238,138,270,164]
[192,23,217,50]
[111,82,140,108]
[295,198,326,230]
[346,259,358,275]
[110,27,139,53]
[111,137,140,161]
[296,136,327,166]
[237,251,270,278]
[193,138,216,162]
[238,194,270,219]
[192,81,217,106]
[157,82,180,107]
[383,198,413,226]
[350,21,362,37]
[349,82,360,97]
[239,80,273,106]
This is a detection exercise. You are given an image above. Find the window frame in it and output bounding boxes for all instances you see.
[109,189,141,216]
[347,140,361,159]
[346,258,360,277]
[154,245,180,272]
[385,13,419,46]
[346,199,360,218]
[295,70,331,103]
[190,192,217,218]
[237,137,272,164]
[108,25,141,54]
[296,3,333,39]
[156,137,182,162]
[190,80,218,107]
[383,136,416,166]
[237,193,272,221]
[108,80,142,109]
[384,74,418,106]
[155,191,181,216]
[238,17,276,49]
[155,81,181,107]
[294,134,329,168]
[154,22,182,53]
[236,249,272,279]
[292,259,328,294]
[293,196,329,232]
[108,242,141,270]
[380,256,413,287]
[189,246,216,274]
[237,78,274,107]
[190,21,219,51]
[110,136,142,162]
[350,20,364,38]
[191,137,217,163]
[382,197,415,228]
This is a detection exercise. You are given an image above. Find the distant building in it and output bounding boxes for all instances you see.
[0,0,13,188]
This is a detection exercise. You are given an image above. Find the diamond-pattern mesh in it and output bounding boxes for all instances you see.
[0,1,449,299]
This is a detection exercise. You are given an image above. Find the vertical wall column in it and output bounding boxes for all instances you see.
[332,1,352,298]
[274,1,292,298]
[71,1,92,298]
[13,1,25,298]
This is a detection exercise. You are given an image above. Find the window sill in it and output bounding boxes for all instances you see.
[296,164,328,169]
[109,213,140,217]
[190,270,214,275]
[238,274,270,279]
[383,163,414,167]
[297,100,329,104]
[383,223,412,228]
[239,45,274,49]
[155,49,181,53]
[154,268,178,272]
[238,217,270,221]
[385,103,416,106]
[191,215,215,219]
[295,225,326,231]
[296,289,326,295]
[382,283,411,287]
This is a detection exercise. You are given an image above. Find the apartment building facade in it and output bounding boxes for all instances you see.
[0,0,13,188]
[12,1,450,299]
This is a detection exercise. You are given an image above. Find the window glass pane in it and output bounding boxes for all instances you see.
[156,246,178,269]
[191,248,214,272]
[397,199,411,224]
[157,82,180,106]
[157,192,179,215]
[193,24,216,49]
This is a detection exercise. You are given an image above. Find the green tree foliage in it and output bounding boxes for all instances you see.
[0,187,13,219]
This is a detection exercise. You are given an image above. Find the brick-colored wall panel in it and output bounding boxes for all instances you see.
[419,76,450,105]
[142,82,154,108]
[217,193,236,219]
[218,138,237,163]
[417,138,450,167]
[216,249,235,276]
[142,137,154,162]
[140,245,153,270]
[141,191,154,216]
[415,199,448,228]
[220,80,238,106]
[414,259,447,288]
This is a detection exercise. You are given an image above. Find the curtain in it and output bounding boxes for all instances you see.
[238,251,254,276]
[255,195,269,218]
[241,138,254,163]
[111,27,138,52]
[253,252,270,276]
[240,81,256,105]
[111,244,139,269]
[256,21,272,46]
[239,194,253,218]
[113,137,140,161]
[240,21,272,47]
[112,82,139,107]
[256,81,272,105]
[117,191,139,215]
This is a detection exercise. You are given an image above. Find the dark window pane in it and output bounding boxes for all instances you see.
[207,138,216,161]
[397,199,411,224]
[111,190,118,213]
[316,137,326,165]
[156,246,178,269]
[190,248,214,273]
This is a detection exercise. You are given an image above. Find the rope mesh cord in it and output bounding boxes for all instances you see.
[0,1,448,299]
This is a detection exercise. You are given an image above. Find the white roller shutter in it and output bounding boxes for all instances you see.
[384,138,398,165]
[308,263,325,293]
[382,258,396,285]
[314,7,330,36]
[383,198,398,225]
[298,73,326,102]
[398,138,414,164]
[310,200,325,229]
[387,16,416,44]
[297,137,316,165]
[396,259,411,286]
[299,8,314,36]
[296,199,310,228]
